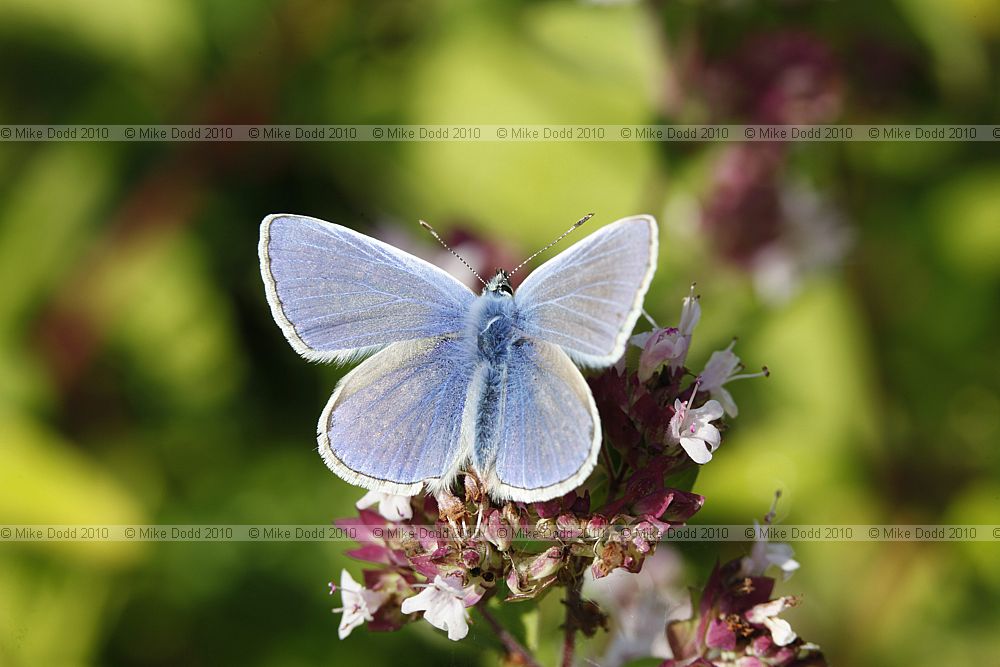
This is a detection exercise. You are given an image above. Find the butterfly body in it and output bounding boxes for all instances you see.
[259,214,658,501]
[467,281,520,479]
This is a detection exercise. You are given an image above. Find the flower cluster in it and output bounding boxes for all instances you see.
[662,29,852,303]
[328,288,778,664]
[663,506,825,667]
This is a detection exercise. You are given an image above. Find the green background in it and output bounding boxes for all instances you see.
[1,1,998,665]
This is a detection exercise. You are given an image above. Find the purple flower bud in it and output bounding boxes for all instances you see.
[527,546,564,581]
[770,647,797,665]
[706,616,737,650]
[532,498,563,519]
[751,634,773,656]
[483,509,512,552]
[585,515,609,541]
[632,489,676,518]
[556,513,582,539]
[461,548,481,570]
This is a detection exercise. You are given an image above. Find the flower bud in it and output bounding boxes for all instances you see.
[556,513,582,539]
[461,548,481,570]
[591,541,626,579]
[483,508,512,552]
[585,515,609,541]
[527,546,565,581]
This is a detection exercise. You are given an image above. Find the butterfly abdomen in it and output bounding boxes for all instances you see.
[465,293,522,474]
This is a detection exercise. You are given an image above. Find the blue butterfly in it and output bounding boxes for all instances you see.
[259,213,658,502]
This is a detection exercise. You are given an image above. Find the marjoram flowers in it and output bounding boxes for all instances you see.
[327,287,823,666]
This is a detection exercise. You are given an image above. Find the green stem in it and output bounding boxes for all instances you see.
[561,574,583,667]
[477,605,542,667]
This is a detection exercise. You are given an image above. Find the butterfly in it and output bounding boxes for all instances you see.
[259,213,658,502]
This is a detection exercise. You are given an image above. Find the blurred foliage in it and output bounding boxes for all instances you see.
[1,0,998,665]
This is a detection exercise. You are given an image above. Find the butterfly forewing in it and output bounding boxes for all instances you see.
[514,216,658,367]
[260,214,475,363]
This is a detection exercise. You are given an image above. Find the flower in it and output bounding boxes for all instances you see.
[633,285,700,382]
[745,596,798,646]
[637,328,688,382]
[740,521,800,581]
[355,490,414,522]
[699,341,769,418]
[584,548,690,665]
[400,575,471,641]
[333,570,386,639]
[669,398,724,464]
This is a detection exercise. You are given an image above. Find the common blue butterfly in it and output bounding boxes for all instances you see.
[259,214,657,502]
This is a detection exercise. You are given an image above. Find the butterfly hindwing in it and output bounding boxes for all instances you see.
[318,336,476,495]
[260,214,475,363]
[479,338,600,502]
[514,215,658,367]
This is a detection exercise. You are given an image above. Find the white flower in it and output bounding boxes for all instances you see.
[677,286,701,337]
[700,342,741,417]
[356,490,413,522]
[746,596,798,646]
[334,570,386,639]
[699,340,769,418]
[740,521,800,581]
[584,549,689,664]
[400,575,470,641]
[669,398,724,464]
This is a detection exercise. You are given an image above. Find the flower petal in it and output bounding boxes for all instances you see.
[355,491,381,512]
[400,587,434,615]
[764,616,797,646]
[715,387,739,418]
[693,424,721,450]
[695,399,725,421]
[379,494,413,522]
[340,569,362,592]
[680,436,713,464]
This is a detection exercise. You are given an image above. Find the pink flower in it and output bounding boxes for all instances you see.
[633,285,700,382]
[668,399,724,464]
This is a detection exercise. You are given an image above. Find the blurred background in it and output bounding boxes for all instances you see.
[1,0,998,665]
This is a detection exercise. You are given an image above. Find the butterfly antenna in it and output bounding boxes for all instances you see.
[419,220,487,286]
[508,212,594,278]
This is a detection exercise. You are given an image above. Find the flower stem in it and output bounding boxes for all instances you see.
[477,605,542,667]
[561,575,583,667]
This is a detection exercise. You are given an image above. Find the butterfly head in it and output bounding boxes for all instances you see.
[484,269,514,297]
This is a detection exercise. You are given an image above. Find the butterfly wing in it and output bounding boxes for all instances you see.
[318,336,476,495]
[479,338,600,502]
[514,215,657,367]
[260,214,475,363]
